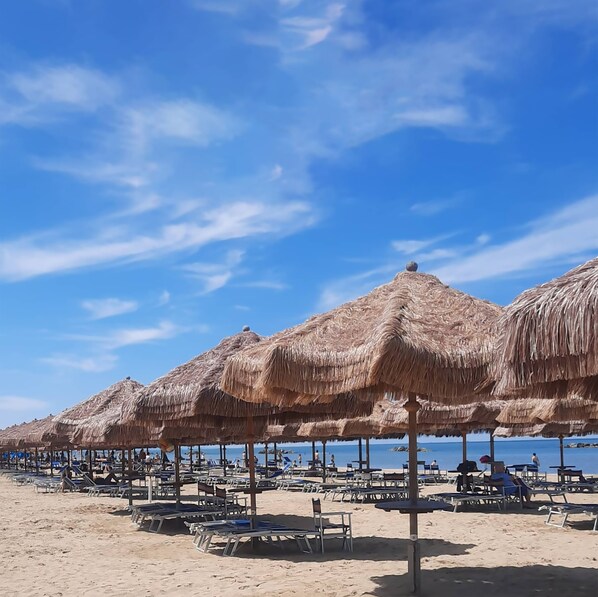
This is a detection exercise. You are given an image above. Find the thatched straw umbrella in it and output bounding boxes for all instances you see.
[222,264,502,593]
[497,398,598,426]
[494,257,598,401]
[123,328,372,512]
[0,415,62,474]
[48,377,144,448]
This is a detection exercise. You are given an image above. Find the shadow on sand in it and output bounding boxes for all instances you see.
[368,565,598,597]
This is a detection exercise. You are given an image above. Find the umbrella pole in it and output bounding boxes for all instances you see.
[322,441,327,483]
[223,444,227,477]
[174,443,181,505]
[311,442,316,467]
[35,447,39,474]
[366,437,371,469]
[247,417,257,521]
[406,394,421,595]
[50,445,54,477]
[127,448,133,507]
[559,434,565,470]
[489,433,495,474]
[87,447,93,480]
[461,432,467,463]
[264,442,268,478]
[121,449,125,482]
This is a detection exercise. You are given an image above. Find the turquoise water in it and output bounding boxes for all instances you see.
[183,436,598,474]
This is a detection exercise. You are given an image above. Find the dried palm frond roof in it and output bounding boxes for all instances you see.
[494,421,596,438]
[222,268,502,408]
[0,416,65,449]
[494,257,598,399]
[47,377,144,448]
[124,330,370,429]
[378,399,504,435]
[497,398,598,426]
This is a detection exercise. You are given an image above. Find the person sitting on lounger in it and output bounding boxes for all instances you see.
[489,463,533,507]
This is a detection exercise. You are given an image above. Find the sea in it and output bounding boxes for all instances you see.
[178,435,598,474]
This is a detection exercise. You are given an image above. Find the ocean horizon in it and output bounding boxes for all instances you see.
[179,435,598,475]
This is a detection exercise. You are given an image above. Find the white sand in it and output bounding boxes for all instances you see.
[1,476,597,597]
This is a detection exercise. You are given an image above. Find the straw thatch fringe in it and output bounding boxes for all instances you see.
[497,398,598,425]
[494,421,597,438]
[222,271,501,407]
[493,257,598,397]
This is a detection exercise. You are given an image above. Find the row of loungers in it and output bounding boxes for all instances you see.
[188,519,323,556]
[130,501,246,533]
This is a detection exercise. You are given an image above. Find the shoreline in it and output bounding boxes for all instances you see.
[1,472,597,596]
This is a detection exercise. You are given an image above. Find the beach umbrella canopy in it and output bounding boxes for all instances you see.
[123,328,371,433]
[493,257,598,400]
[46,377,145,448]
[497,398,598,426]
[221,265,503,594]
[0,415,60,449]
[494,421,597,439]
[222,270,501,407]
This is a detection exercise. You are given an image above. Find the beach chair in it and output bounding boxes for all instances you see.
[312,498,353,553]
[539,503,598,531]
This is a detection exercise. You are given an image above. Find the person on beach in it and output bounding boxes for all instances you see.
[60,465,73,492]
[488,463,533,507]
[298,454,302,466]
[531,453,540,467]
[330,454,336,468]
[314,450,320,463]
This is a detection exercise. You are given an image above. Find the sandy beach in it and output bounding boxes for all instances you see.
[1,476,597,597]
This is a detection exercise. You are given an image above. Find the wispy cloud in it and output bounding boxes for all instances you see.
[106,320,183,349]
[241,279,289,290]
[433,194,598,284]
[41,353,118,373]
[81,298,139,320]
[318,194,598,309]
[42,320,189,373]
[157,290,171,306]
[182,249,245,294]
[0,64,119,127]
[410,198,463,216]
[0,201,313,281]
[0,395,49,412]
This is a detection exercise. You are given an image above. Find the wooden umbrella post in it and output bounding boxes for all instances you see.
[127,448,133,507]
[264,442,269,478]
[50,445,54,477]
[559,434,565,480]
[35,447,39,474]
[247,417,258,522]
[311,441,316,467]
[223,444,227,476]
[174,443,181,505]
[489,432,495,473]
[121,449,125,482]
[366,437,371,470]
[322,440,327,483]
[461,432,467,463]
[406,394,421,595]
[358,437,363,471]
[87,447,93,480]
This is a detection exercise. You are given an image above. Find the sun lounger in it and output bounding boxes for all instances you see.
[539,503,598,531]
[190,519,321,556]
[529,488,568,503]
[430,492,505,512]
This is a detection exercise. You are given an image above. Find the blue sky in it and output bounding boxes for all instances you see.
[0,0,597,428]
